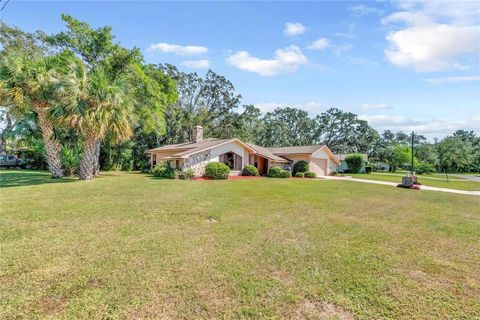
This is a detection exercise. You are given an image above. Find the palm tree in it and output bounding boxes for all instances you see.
[0,53,64,178]
[54,62,134,180]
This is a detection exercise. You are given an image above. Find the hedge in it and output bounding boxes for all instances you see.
[279,170,291,178]
[152,165,177,179]
[293,160,309,175]
[242,164,259,176]
[205,162,230,179]
[345,154,364,173]
[304,171,316,178]
[268,166,283,178]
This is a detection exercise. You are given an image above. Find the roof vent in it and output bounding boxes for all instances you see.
[192,125,203,143]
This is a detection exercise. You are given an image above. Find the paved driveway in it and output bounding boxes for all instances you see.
[451,174,480,182]
[321,176,480,196]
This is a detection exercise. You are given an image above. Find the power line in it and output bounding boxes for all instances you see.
[1,0,10,12]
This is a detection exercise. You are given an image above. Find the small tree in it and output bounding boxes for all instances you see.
[437,136,474,179]
[345,154,364,173]
[293,160,309,175]
[392,145,411,172]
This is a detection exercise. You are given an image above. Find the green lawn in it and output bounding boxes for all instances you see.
[1,170,479,319]
[349,173,480,191]
[374,170,467,180]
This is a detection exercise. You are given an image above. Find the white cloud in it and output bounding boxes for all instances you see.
[423,76,480,84]
[308,38,330,50]
[283,22,307,36]
[382,1,480,72]
[360,114,407,125]
[226,45,308,76]
[359,114,480,137]
[360,103,391,111]
[148,43,208,55]
[308,38,352,55]
[180,59,210,69]
[348,4,384,16]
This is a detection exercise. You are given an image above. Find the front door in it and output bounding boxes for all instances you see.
[257,156,268,175]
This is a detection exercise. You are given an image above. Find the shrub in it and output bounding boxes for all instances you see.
[60,146,81,176]
[268,166,283,178]
[178,168,195,180]
[304,171,316,178]
[152,165,177,179]
[242,164,259,176]
[416,162,436,175]
[278,170,291,178]
[110,163,122,171]
[365,165,373,174]
[205,162,230,180]
[294,172,304,178]
[293,160,309,175]
[331,170,338,176]
[345,154,364,173]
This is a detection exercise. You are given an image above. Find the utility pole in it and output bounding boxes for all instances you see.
[411,131,415,176]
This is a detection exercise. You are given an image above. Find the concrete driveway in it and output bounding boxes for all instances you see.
[320,176,480,196]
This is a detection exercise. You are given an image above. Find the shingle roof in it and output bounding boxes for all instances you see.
[268,145,325,155]
[146,138,234,158]
[247,144,290,163]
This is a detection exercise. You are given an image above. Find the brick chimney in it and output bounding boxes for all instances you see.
[192,125,203,143]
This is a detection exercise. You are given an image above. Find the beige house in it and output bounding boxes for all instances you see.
[146,126,340,177]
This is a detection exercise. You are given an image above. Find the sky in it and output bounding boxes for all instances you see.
[1,0,479,138]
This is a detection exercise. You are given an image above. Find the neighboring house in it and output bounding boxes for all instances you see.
[334,153,368,173]
[146,126,340,177]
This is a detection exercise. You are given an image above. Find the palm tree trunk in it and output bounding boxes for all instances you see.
[79,133,97,180]
[35,106,63,179]
[93,140,101,176]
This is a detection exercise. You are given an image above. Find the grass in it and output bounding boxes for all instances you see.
[374,170,467,180]
[1,170,479,319]
[349,172,480,191]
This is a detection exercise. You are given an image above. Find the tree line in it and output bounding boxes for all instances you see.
[1,16,479,179]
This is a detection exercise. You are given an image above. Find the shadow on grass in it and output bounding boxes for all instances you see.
[0,170,78,188]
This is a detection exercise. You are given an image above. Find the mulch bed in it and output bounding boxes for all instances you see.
[397,184,420,190]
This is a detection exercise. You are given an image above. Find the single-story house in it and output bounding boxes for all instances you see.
[334,153,368,173]
[146,126,340,177]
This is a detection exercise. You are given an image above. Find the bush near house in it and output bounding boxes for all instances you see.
[304,171,316,178]
[293,160,309,175]
[268,166,282,178]
[416,162,436,175]
[345,154,364,173]
[279,170,292,178]
[205,162,230,180]
[152,165,177,179]
[268,166,291,178]
[178,168,195,180]
[294,172,304,178]
[242,165,259,176]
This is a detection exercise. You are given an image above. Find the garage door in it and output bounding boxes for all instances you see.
[309,158,327,176]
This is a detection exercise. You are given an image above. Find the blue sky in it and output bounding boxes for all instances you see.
[2,0,479,138]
